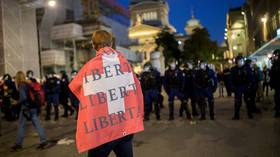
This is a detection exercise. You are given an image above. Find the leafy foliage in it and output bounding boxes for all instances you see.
[183,28,219,62]
[155,28,182,64]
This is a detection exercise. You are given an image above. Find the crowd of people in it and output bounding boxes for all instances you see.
[0,70,80,150]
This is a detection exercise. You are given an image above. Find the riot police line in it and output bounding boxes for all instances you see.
[139,49,280,121]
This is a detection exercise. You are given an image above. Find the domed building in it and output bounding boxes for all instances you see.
[185,13,203,35]
[128,0,176,74]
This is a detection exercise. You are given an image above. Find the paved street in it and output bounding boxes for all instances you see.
[0,95,280,157]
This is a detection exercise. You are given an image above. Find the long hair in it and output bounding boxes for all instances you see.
[15,71,27,88]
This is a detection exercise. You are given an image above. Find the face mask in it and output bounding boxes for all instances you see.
[27,73,33,78]
[170,63,176,70]
[143,66,150,72]
[188,63,193,70]
[200,63,206,70]
[237,60,244,67]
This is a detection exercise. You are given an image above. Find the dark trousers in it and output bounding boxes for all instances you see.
[46,103,59,120]
[225,83,232,96]
[275,89,280,117]
[234,87,253,119]
[196,88,215,119]
[61,101,74,117]
[168,89,185,119]
[88,135,134,157]
[144,90,160,120]
[185,92,198,117]
[263,82,269,96]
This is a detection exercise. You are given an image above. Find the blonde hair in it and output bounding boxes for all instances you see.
[92,30,113,51]
[15,71,27,86]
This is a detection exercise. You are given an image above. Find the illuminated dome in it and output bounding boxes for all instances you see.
[185,15,203,35]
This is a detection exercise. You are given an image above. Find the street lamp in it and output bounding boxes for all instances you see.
[261,17,267,23]
[48,0,56,7]
[241,11,245,15]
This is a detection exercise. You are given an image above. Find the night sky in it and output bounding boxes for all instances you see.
[117,0,245,45]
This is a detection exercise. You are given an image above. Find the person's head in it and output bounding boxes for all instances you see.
[271,49,280,64]
[183,61,193,70]
[60,70,68,79]
[208,64,215,71]
[245,59,252,67]
[3,74,12,82]
[15,71,26,87]
[199,60,207,70]
[168,58,177,70]
[235,55,245,67]
[26,70,34,79]
[91,30,113,51]
[71,70,78,79]
[143,62,152,72]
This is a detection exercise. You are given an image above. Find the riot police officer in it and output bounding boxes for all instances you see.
[269,49,280,118]
[182,62,198,118]
[230,56,254,120]
[163,59,186,121]
[140,62,161,121]
[59,71,74,118]
[194,61,217,120]
[69,70,79,120]
[44,72,60,121]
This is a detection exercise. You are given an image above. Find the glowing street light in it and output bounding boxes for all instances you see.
[225,28,227,32]
[241,11,245,15]
[267,53,272,59]
[48,0,56,7]
[261,17,267,23]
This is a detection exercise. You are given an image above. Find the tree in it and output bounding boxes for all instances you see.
[183,28,219,62]
[155,28,182,65]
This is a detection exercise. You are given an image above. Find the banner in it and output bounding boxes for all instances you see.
[69,47,144,153]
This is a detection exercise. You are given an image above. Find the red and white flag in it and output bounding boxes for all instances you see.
[69,47,144,153]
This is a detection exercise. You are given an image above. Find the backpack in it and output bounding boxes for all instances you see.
[27,81,45,107]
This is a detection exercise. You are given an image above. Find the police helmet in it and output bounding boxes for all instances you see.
[235,55,244,64]
[273,49,280,57]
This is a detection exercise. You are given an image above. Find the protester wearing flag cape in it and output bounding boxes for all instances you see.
[69,30,144,157]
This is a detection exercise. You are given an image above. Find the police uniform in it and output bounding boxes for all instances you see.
[182,68,197,118]
[59,73,74,118]
[163,68,185,120]
[230,59,254,120]
[44,75,60,120]
[269,49,280,118]
[194,67,217,120]
[141,69,161,120]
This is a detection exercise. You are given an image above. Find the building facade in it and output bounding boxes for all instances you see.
[225,7,249,59]
[0,0,40,77]
[128,0,175,74]
[38,0,140,76]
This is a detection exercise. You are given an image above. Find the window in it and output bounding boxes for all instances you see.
[142,12,158,21]
[66,9,74,21]
[272,15,277,31]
